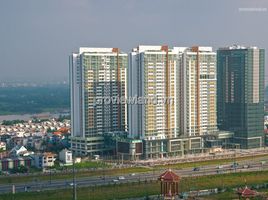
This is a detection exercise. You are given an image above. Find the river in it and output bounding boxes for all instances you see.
[0,112,69,122]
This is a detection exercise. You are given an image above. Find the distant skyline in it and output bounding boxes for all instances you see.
[0,0,268,83]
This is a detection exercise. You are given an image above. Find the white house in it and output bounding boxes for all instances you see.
[9,145,28,157]
[0,142,6,151]
[59,149,72,165]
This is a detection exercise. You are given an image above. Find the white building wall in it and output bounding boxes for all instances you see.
[128,52,140,138]
[70,53,83,137]
[128,45,181,140]
[59,149,73,164]
[179,47,217,137]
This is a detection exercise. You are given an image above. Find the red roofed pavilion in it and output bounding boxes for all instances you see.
[237,186,256,199]
[159,169,180,200]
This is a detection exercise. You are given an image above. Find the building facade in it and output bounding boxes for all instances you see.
[70,48,127,156]
[0,157,32,171]
[217,46,265,148]
[178,47,218,137]
[128,45,184,140]
[127,46,206,158]
[69,44,262,158]
[59,148,73,165]
[33,152,56,168]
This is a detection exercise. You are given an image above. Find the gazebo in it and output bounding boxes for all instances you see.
[158,169,180,200]
[237,186,257,199]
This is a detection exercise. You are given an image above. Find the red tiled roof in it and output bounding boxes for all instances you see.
[159,169,180,182]
[58,127,69,133]
[53,132,62,135]
[43,152,56,157]
[237,186,256,197]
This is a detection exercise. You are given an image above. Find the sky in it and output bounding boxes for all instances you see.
[0,0,268,83]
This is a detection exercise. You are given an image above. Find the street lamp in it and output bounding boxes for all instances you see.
[49,167,52,184]
[72,151,77,200]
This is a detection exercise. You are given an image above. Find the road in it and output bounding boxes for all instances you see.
[133,148,268,166]
[1,157,268,194]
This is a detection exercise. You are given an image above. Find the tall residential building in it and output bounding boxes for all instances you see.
[70,47,127,155]
[179,47,218,137]
[217,45,265,149]
[128,45,183,140]
[127,45,216,158]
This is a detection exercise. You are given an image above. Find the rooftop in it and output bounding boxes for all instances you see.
[219,45,259,50]
[159,169,180,182]
[237,186,256,197]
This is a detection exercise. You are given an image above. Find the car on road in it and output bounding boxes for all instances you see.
[24,186,31,192]
[130,173,136,176]
[112,179,119,183]
[261,161,266,165]
[231,162,239,168]
[193,167,200,171]
[118,176,125,180]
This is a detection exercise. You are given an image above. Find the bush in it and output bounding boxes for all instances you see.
[10,165,28,173]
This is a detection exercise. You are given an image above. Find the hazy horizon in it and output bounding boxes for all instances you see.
[1,0,268,83]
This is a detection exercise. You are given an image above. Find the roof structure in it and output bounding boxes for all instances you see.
[53,131,62,135]
[237,186,256,198]
[159,169,180,182]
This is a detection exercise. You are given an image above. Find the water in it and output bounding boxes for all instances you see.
[0,112,64,122]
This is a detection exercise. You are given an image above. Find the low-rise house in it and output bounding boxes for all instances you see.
[0,156,33,171]
[0,134,11,143]
[8,137,24,148]
[0,142,6,151]
[16,132,25,137]
[9,145,33,157]
[33,152,56,168]
[10,145,28,157]
[18,124,24,128]
[0,151,8,159]
[59,149,72,165]
[6,128,12,132]
[33,140,44,151]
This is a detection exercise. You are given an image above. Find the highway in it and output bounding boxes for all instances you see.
[1,157,268,194]
[133,148,268,166]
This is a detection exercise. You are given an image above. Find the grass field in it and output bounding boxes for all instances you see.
[57,161,109,170]
[154,154,268,170]
[205,188,268,200]
[1,171,268,200]
[204,191,238,200]
[0,166,151,185]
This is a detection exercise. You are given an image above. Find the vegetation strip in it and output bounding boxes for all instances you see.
[1,154,268,185]
[1,171,268,200]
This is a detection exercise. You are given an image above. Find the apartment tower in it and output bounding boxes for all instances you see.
[128,46,184,139]
[179,47,218,137]
[70,48,127,155]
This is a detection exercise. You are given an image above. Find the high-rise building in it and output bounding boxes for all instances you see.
[217,45,265,149]
[128,45,182,140]
[127,45,203,158]
[179,47,218,137]
[69,47,127,155]
[127,45,217,158]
